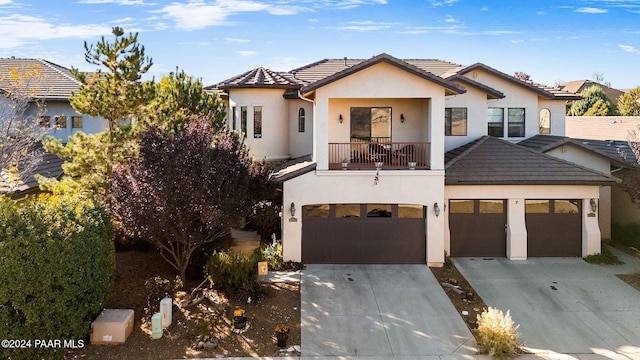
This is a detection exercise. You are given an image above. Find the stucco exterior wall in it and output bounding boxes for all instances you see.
[312,62,447,170]
[545,144,612,238]
[20,101,107,142]
[227,88,290,160]
[444,84,489,151]
[288,100,313,158]
[282,169,446,266]
[445,185,602,259]
[538,99,567,136]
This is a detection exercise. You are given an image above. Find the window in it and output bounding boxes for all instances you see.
[525,200,549,213]
[232,106,237,130]
[445,108,467,136]
[554,200,580,214]
[350,107,391,142]
[539,108,550,134]
[240,106,247,134]
[336,204,360,218]
[298,108,305,133]
[39,116,50,128]
[253,106,262,138]
[449,200,474,213]
[54,115,67,129]
[508,108,525,137]
[303,204,329,218]
[366,204,392,217]
[71,116,83,129]
[487,108,504,137]
[479,200,504,213]
[398,204,424,218]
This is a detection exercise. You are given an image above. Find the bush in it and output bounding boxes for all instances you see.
[206,251,261,296]
[476,307,521,359]
[584,246,623,265]
[260,243,304,271]
[250,201,282,240]
[611,223,640,248]
[145,276,183,315]
[0,193,114,360]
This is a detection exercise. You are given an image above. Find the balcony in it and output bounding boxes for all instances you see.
[328,142,430,170]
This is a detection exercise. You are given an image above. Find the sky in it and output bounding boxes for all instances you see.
[1,0,640,89]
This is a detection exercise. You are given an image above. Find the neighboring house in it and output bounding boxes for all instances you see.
[560,80,625,107]
[0,58,108,198]
[211,53,619,266]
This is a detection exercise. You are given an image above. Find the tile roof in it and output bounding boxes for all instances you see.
[299,53,466,95]
[519,134,639,167]
[445,136,620,185]
[269,154,315,183]
[216,67,304,90]
[560,80,624,105]
[0,58,81,101]
[454,63,581,101]
[0,145,64,196]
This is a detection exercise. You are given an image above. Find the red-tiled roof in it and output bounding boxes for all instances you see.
[0,58,81,101]
[445,136,620,185]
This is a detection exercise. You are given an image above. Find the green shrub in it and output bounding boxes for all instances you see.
[206,251,261,295]
[611,223,640,248]
[145,276,183,315]
[261,243,284,271]
[476,307,521,359]
[584,246,623,265]
[0,193,114,360]
[249,200,281,240]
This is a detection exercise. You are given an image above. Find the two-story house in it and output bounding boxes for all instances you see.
[0,58,108,198]
[211,53,619,266]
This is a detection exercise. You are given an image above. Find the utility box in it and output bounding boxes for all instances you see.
[160,297,172,328]
[151,313,163,339]
[90,309,134,345]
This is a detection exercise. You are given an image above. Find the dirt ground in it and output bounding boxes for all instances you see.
[430,258,488,333]
[65,250,300,359]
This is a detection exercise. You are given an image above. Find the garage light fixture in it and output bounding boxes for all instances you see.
[400,114,405,123]
[590,198,597,213]
[339,114,343,123]
[433,202,440,217]
[290,202,296,217]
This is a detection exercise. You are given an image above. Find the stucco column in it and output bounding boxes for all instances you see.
[281,182,302,262]
[507,198,527,260]
[427,199,446,267]
[583,198,601,256]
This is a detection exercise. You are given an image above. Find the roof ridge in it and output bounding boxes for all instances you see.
[37,59,81,86]
[445,135,490,168]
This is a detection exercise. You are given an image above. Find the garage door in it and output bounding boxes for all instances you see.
[525,200,582,257]
[302,204,425,264]
[449,200,506,257]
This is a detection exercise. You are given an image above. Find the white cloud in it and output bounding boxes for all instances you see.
[445,15,457,23]
[336,20,394,31]
[154,0,310,30]
[428,0,458,6]
[0,0,12,5]
[620,44,640,54]
[78,0,153,5]
[480,6,489,11]
[576,7,608,13]
[510,39,525,43]
[237,50,257,57]
[0,14,112,49]
[226,37,250,43]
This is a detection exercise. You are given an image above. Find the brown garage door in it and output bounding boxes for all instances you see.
[449,200,506,257]
[302,204,426,264]
[526,200,582,257]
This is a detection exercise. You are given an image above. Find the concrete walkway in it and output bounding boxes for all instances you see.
[454,250,640,357]
[300,264,476,357]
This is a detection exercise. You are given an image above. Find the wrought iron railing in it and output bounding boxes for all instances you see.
[328,142,430,170]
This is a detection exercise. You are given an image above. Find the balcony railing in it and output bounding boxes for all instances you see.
[328,142,430,170]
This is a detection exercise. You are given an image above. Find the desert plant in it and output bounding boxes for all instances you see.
[206,251,261,295]
[476,307,521,359]
[0,193,114,360]
[145,276,183,315]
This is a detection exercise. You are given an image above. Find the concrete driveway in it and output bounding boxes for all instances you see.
[454,250,640,357]
[300,264,476,357]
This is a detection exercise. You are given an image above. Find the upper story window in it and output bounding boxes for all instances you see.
[253,106,262,138]
[54,115,67,129]
[240,106,247,134]
[488,108,526,138]
[445,108,467,136]
[350,107,391,142]
[232,106,237,130]
[298,108,305,133]
[39,116,51,128]
[508,108,525,137]
[488,108,504,137]
[72,116,83,129]
[539,108,550,134]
